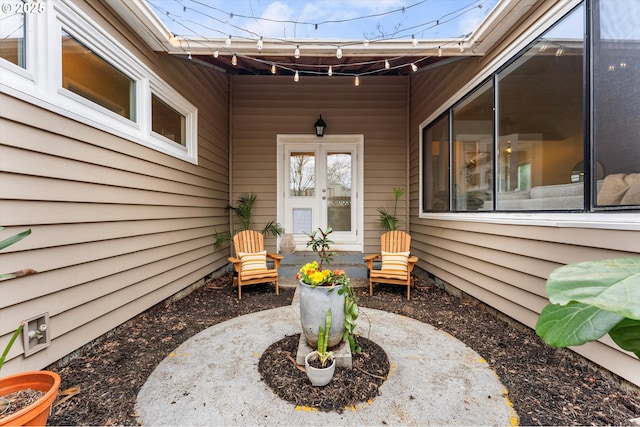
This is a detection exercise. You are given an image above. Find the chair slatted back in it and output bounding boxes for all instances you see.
[380,230,411,253]
[233,230,264,255]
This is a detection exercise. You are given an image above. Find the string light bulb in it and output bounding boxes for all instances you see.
[294,45,300,59]
[271,63,276,74]
[459,42,464,53]
[363,39,369,47]
[328,65,333,76]
[257,36,263,51]
[354,75,360,86]
[187,51,192,60]
[294,70,299,82]
[411,63,418,72]
[384,59,390,69]
[213,50,219,58]
[438,46,442,57]
[412,35,418,47]
[225,35,232,47]
[231,53,237,66]
[336,47,343,59]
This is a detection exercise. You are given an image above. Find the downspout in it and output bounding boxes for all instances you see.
[227,74,233,257]
[405,75,411,233]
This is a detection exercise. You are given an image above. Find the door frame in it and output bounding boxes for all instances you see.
[277,134,364,252]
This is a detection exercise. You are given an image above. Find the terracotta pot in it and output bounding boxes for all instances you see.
[304,351,335,387]
[299,280,345,347]
[0,371,61,426]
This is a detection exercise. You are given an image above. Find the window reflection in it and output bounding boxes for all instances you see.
[62,31,135,121]
[0,9,26,67]
[423,114,450,212]
[496,5,584,210]
[453,80,493,211]
[290,152,315,196]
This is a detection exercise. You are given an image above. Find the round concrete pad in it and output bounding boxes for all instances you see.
[136,304,518,426]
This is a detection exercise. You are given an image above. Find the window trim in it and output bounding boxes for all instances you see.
[0,0,198,164]
[416,0,640,227]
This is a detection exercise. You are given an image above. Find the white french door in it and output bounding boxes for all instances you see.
[277,135,363,252]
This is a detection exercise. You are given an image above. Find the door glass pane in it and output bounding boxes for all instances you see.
[290,152,315,196]
[452,80,494,211]
[0,7,25,67]
[593,0,640,207]
[326,151,351,232]
[496,5,584,210]
[292,208,312,234]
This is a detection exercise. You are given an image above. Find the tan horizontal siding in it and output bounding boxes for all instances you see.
[0,2,230,374]
[408,46,640,386]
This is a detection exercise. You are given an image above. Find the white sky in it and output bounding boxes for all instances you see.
[147,0,500,41]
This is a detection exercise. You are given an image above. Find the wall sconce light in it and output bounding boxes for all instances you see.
[314,115,326,137]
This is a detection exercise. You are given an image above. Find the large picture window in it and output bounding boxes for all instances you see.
[421,1,639,214]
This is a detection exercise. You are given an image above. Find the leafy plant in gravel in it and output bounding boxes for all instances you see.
[536,258,640,358]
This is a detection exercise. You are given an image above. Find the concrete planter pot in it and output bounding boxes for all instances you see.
[304,351,335,387]
[299,280,345,347]
[0,371,61,426]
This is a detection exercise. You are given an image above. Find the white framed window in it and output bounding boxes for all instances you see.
[0,0,198,164]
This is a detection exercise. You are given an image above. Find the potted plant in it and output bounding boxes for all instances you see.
[0,227,61,426]
[297,227,362,352]
[536,258,640,358]
[304,309,336,387]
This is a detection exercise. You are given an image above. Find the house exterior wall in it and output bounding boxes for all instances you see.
[0,1,230,374]
[407,13,640,386]
[230,75,409,252]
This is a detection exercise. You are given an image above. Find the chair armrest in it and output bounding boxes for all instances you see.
[363,254,381,270]
[228,257,242,273]
[407,256,418,273]
[266,253,283,269]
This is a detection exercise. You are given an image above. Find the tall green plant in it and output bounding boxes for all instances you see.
[316,309,333,367]
[377,187,405,231]
[535,258,640,358]
[213,193,284,248]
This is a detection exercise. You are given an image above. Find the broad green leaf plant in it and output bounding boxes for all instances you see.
[535,258,640,358]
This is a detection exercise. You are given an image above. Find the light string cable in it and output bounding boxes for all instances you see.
[148,1,489,77]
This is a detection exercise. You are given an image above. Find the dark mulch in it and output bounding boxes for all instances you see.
[258,335,389,412]
[45,273,640,426]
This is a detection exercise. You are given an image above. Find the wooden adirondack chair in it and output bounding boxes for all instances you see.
[363,230,418,300]
[228,230,283,299]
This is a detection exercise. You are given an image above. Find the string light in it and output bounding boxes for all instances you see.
[213,50,219,58]
[187,51,192,60]
[363,39,369,47]
[225,35,232,47]
[459,42,464,53]
[438,46,442,57]
[328,65,333,76]
[336,47,343,59]
[294,45,300,59]
[411,63,418,72]
[231,53,237,65]
[257,36,263,51]
[354,75,360,86]
[271,63,276,74]
[411,35,418,47]
[385,59,390,69]
[294,70,299,82]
